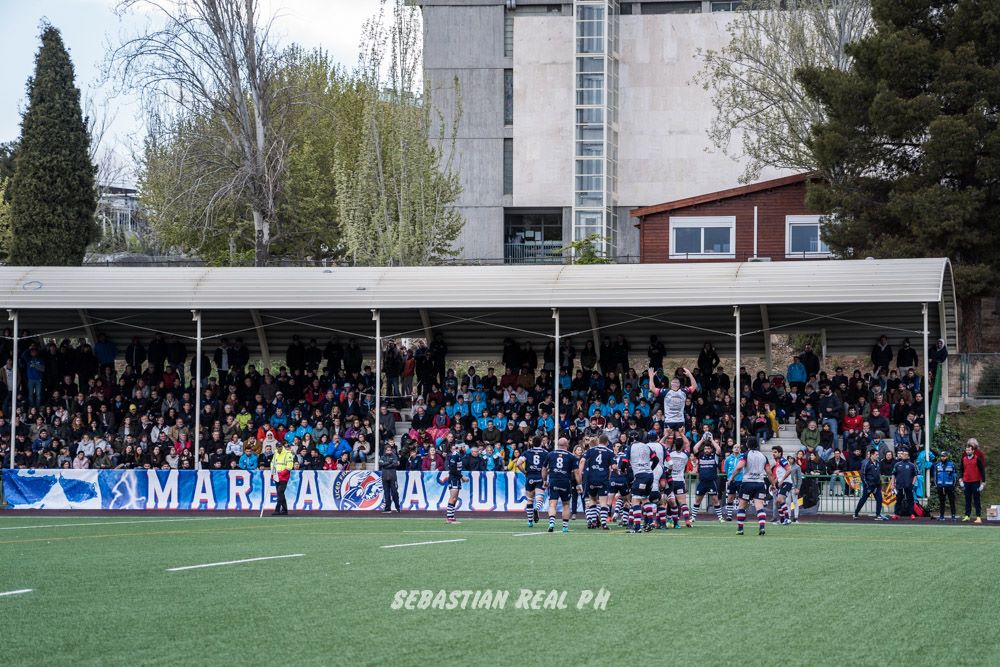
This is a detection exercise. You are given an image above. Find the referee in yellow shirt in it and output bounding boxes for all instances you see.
[269,436,294,516]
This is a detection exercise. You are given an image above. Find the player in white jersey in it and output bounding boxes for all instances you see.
[666,433,693,527]
[730,440,775,536]
[647,439,669,530]
[647,367,697,430]
[627,440,655,534]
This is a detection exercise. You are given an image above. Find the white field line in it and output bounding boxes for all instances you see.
[166,554,304,572]
[0,517,237,531]
[512,532,548,537]
[0,589,33,597]
[381,539,466,549]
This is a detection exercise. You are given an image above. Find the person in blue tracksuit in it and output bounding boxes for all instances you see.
[933,451,958,521]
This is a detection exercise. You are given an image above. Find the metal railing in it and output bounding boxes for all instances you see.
[959,353,1000,399]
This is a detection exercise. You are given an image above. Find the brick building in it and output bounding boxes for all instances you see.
[633,173,829,263]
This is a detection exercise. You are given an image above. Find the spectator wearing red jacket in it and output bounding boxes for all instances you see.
[960,439,986,523]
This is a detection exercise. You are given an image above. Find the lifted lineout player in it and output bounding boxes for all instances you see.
[730,440,775,536]
[541,438,580,533]
[446,443,469,524]
[580,435,615,529]
[517,437,550,527]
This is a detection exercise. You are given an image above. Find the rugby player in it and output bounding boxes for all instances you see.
[580,435,615,529]
[730,440,775,536]
[692,433,724,522]
[517,437,550,527]
[445,442,468,524]
[541,437,580,533]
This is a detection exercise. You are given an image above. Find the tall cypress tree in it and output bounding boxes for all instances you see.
[9,25,96,265]
[799,0,1000,352]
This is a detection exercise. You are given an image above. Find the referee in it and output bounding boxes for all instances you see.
[269,435,294,516]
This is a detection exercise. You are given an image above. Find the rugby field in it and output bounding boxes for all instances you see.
[1,514,997,666]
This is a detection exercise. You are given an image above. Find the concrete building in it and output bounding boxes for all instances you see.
[416,0,785,263]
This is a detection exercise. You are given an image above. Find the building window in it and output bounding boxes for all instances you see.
[504,14,513,57]
[505,210,563,264]
[504,69,513,126]
[669,216,735,258]
[503,139,513,196]
[642,2,702,14]
[786,215,831,257]
[711,1,743,10]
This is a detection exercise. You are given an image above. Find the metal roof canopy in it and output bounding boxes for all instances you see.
[0,258,957,359]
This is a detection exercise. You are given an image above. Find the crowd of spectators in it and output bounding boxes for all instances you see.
[1,326,963,486]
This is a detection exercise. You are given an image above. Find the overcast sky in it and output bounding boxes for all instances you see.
[0,0,384,182]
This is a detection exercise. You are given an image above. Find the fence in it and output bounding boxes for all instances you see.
[958,353,1000,399]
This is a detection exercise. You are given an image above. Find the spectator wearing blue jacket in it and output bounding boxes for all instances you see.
[239,450,258,471]
[933,451,958,520]
[786,356,807,390]
[332,436,352,461]
[94,334,118,369]
[269,407,289,429]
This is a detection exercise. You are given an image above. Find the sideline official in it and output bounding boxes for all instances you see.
[269,434,294,516]
[380,443,401,513]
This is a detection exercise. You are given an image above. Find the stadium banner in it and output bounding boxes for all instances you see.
[1,469,529,512]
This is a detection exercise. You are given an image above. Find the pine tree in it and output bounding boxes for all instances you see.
[798,0,1000,351]
[8,25,96,265]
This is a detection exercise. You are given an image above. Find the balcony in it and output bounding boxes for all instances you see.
[504,242,564,264]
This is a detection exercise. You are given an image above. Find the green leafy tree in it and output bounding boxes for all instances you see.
[798,0,1000,351]
[560,233,613,265]
[8,26,97,265]
[335,0,464,266]
[0,178,12,262]
[0,141,16,187]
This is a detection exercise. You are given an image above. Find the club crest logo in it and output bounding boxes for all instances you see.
[333,471,383,510]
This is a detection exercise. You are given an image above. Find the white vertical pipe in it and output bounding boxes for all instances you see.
[734,306,741,446]
[752,206,758,259]
[553,308,560,445]
[923,303,931,498]
[8,310,18,469]
[373,309,381,471]
[193,310,202,470]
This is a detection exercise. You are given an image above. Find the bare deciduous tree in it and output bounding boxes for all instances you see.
[694,0,873,183]
[110,0,290,266]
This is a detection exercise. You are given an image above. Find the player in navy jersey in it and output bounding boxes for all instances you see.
[692,433,724,522]
[445,443,468,524]
[580,434,615,529]
[609,442,632,526]
[731,440,775,536]
[517,437,550,527]
[770,445,793,525]
[542,437,580,533]
[722,439,744,520]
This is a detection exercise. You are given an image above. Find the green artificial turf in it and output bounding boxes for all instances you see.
[1,515,998,667]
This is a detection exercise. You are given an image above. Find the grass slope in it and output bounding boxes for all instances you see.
[939,405,1000,505]
[1,515,998,667]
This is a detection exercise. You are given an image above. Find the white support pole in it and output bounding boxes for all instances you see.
[820,328,828,370]
[553,308,560,445]
[373,309,381,471]
[8,310,18,469]
[752,206,759,259]
[192,310,202,470]
[734,306,741,446]
[923,302,931,498]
